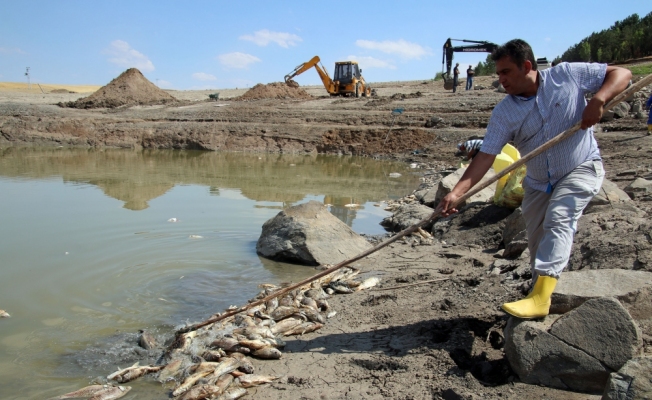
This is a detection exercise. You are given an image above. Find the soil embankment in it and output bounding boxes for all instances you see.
[1,69,652,399]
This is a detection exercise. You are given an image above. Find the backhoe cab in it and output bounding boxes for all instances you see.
[442,38,498,90]
[285,56,372,97]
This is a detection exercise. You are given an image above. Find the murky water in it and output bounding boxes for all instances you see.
[0,147,420,399]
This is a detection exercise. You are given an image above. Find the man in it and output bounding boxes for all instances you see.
[466,65,475,90]
[457,139,483,160]
[437,39,631,319]
[453,63,460,93]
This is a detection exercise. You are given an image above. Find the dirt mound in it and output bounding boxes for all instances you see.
[59,68,177,109]
[237,82,312,101]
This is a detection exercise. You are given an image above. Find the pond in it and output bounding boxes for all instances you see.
[0,147,421,399]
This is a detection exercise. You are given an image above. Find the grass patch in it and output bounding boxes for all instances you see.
[626,64,652,76]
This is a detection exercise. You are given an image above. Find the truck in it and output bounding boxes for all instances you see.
[284,56,372,97]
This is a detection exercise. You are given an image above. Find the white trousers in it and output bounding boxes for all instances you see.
[521,160,605,280]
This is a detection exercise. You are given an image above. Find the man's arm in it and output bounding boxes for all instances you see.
[581,66,632,129]
[436,152,496,216]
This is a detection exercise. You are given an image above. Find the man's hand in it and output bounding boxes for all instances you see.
[437,192,460,217]
[581,98,604,129]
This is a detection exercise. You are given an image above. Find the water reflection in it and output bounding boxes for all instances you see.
[0,147,416,223]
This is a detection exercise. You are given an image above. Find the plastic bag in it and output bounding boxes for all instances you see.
[492,144,525,209]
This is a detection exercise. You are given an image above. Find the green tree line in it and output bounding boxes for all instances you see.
[561,11,652,62]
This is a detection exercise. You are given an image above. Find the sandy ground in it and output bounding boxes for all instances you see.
[1,73,651,399]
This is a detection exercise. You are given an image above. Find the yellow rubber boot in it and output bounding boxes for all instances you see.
[502,276,557,319]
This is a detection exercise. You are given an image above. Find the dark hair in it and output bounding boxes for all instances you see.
[491,39,537,71]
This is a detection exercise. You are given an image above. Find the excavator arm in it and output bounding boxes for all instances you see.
[441,38,498,86]
[284,56,335,94]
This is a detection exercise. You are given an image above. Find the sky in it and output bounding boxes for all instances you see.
[1,0,649,90]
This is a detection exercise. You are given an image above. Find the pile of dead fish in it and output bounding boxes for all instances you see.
[49,267,379,400]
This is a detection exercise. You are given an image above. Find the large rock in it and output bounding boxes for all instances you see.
[434,167,496,207]
[551,269,652,320]
[624,177,652,201]
[505,297,643,393]
[381,203,435,231]
[589,178,632,207]
[602,357,652,400]
[256,201,372,266]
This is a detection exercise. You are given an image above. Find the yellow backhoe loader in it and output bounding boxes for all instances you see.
[285,56,372,97]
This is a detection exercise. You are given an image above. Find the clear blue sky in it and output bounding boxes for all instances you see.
[1,0,649,90]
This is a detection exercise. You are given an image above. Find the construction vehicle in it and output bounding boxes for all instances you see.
[284,56,372,97]
[442,38,498,90]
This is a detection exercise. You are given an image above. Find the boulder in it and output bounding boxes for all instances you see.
[551,269,652,320]
[434,167,496,207]
[624,177,652,201]
[256,201,372,266]
[504,297,643,393]
[381,203,435,232]
[601,109,615,122]
[612,102,631,118]
[602,357,652,400]
[589,178,632,206]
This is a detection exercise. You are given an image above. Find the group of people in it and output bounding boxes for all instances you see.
[443,38,634,319]
[452,63,475,93]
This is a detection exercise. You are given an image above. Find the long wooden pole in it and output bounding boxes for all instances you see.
[177,73,652,335]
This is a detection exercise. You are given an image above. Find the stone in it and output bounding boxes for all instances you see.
[381,203,435,232]
[504,298,643,393]
[551,269,652,320]
[502,207,528,259]
[602,357,652,400]
[434,167,496,207]
[256,200,372,266]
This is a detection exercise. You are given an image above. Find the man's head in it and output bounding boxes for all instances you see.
[456,63,459,66]
[491,39,539,97]
[491,39,537,71]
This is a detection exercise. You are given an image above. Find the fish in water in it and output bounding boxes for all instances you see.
[0,310,9,318]
[157,358,184,383]
[138,329,157,350]
[48,385,131,400]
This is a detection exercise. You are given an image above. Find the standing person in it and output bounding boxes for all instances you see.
[646,92,652,135]
[453,63,460,93]
[466,65,475,90]
[436,39,631,319]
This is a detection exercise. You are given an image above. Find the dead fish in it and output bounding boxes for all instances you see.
[237,338,271,350]
[328,281,354,294]
[235,356,255,374]
[177,330,198,352]
[251,346,282,359]
[300,297,318,310]
[201,349,226,362]
[210,336,239,351]
[233,314,256,327]
[89,386,131,400]
[172,369,214,397]
[278,295,295,307]
[300,307,326,324]
[109,364,164,383]
[138,329,157,350]
[316,299,330,311]
[47,384,106,399]
[212,355,242,379]
[304,288,329,300]
[0,310,10,318]
[265,296,279,314]
[157,358,184,383]
[237,374,279,388]
[232,325,274,339]
[356,277,380,291]
[210,373,234,390]
[270,306,301,321]
[216,386,247,400]
[178,383,222,400]
[270,317,303,335]
[283,322,324,336]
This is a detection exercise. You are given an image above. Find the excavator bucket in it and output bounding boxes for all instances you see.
[285,79,299,88]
